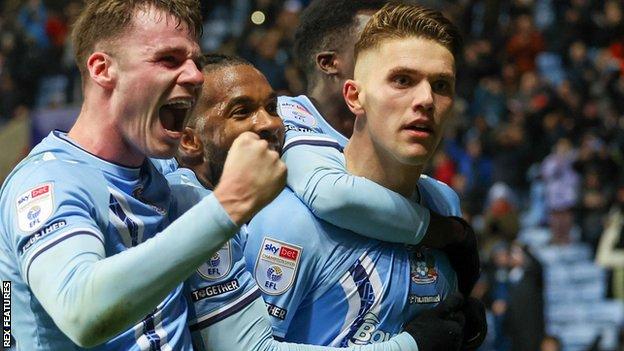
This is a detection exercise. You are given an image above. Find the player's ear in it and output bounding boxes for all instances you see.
[87,51,116,89]
[343,79,364,115]
[179,127,203,159]
[315,51,339,76]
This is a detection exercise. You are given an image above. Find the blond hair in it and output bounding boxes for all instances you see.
[354,3,462,61]
[71,0,202,79]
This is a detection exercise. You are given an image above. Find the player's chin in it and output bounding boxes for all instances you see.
[398,146,430,165]
[147,140,179,159]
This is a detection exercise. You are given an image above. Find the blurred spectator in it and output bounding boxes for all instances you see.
[504,242,545,351]
[0,73,18,123]
[491,123,530,194]
[431,150,456,187]
[540,335,562,351]
[17,0,49,49]
[470,76,506,126]
[481,183,520,253]
[505,14,545,75]
[483,242,512,351]
[447,135,493,216]
[541,138,580,245]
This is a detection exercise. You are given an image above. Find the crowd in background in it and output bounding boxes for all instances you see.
[0,0,623,350]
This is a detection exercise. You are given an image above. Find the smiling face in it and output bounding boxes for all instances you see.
[192,64,284,182]
[109,7,203,162]
[349,37,455,166]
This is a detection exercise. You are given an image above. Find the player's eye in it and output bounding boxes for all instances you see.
[232,106,252,119]
[390,74,413,88]
[159,55,180,67]
[432,79,454,95]
[266,101,278,116]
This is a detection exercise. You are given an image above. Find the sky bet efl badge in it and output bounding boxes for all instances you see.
[16,183,54,232]
[255,237,302,295]
[197,241,232,280]
[279,101,317,128]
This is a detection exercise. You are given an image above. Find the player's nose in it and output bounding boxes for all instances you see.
[253,109,283,137]
[412,80,434,113]
[178,58,204,91]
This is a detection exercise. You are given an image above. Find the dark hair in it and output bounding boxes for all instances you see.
[355,3,463,61]
[294,0,387,82]
[198,53,253,73]
[187,53,255,129]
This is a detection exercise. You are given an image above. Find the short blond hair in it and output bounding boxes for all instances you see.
[71,0,202,79]
[354,3,462,61]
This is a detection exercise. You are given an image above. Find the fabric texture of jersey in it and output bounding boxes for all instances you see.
[0,131,192,350]
[165,167,261,335]
[278,95,348,153]
[244,185,459,346]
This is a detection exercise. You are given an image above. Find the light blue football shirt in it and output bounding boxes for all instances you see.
[244,185,458,346]
[164,168,260,333]
[0,131,193,350]
[165,167,421,351]
[244,95,461,346]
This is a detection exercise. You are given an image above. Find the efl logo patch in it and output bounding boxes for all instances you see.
[280,101,318,128]
[197,241,232,280]
[16,183,54,232]
[255,237,302,295]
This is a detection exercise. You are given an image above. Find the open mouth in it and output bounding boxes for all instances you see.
[405,124,434,134]
[159,99,193,134]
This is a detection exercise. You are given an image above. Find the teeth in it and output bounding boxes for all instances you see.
[164,99,193,109]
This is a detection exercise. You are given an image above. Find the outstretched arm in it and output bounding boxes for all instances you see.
[27,194,237,347]
[284,142,464,247]
[193,296,418,351]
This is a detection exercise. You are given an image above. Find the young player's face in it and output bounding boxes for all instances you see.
[198,64,284,161]
[111,7,203,161]
[353,37,455,166]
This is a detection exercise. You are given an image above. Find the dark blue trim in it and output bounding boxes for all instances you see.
[109,194,140,246]
[189,289,262,331]
[26,231,104,284]
[282,140,344,154]
[340,259,375,346]
[142,311,162,351]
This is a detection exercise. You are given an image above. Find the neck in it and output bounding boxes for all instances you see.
[345,130,423,198]
[67,94,145,167]
[308,83,355,138]
[182,158,215,190]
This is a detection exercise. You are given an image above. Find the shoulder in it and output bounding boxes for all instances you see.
[3,156,108,208]
[248,189,320,239]
[418,175,461,216]
[245,189,324,265]
[166,168,212,217]
[277,95,323,134]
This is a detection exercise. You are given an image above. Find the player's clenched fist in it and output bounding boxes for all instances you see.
[214,132,287,225]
